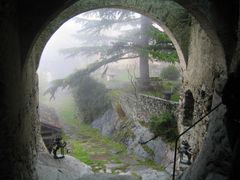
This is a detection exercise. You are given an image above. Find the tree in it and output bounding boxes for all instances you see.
[160,65,180,81]
[60,8,177,89]
[72,76,111,123]
[44,9,178,122]
[149,112,178,142]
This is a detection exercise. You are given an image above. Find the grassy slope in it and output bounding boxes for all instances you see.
[39,92,164,173]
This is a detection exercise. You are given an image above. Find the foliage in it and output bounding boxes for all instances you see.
[147,27,178,63]
[171,92,180,102]
[114,119,135,144]
[142,144,155,157]
[160,65,180,81]
[44,9,179,123]
[149,51,178,63]
[141,78,180,101]
[60,9,178,86]
[72,75,111,124]
[148,27,171,43]
[149,112,178,142]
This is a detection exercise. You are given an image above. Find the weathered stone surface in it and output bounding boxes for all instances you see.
[176,16,229,179]
[91,108,118,136]
[119,93,174,165]
[120,93,178,122]
[79,173,136,180]
[36,152,93,180]
[178,97,232,180]
[39,104,62,128]
[92,93,175,166]
[135,169,170,180]
[1,0,239,179]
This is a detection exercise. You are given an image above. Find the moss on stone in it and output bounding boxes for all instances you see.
[114,118,136,143]
[142,144,155,158]
[139,120,150,128]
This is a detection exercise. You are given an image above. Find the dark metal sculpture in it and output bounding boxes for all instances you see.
[51,136,67,159]
[178,140,192,165]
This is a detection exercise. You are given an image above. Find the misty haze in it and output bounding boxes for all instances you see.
[38,8,181,179]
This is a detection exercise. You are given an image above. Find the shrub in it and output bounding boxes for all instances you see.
[72,76,111,124]
[160,65,180,81]
[149,112,178,142]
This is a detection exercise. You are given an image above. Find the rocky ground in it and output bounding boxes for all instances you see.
[61,122,171,180]
[36,152,93,180]
[37,96,173,179]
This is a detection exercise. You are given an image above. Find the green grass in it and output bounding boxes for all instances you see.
[40,90,168,173]
[49,95,128,171]
[69,139,94,165]
[64,122,128,172]
[76,122,126,154]
[170,93,180,102]
[108,89,122,99]
[142,144,155,158]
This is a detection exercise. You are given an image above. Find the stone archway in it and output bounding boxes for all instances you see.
[1,0,235,179]
[28,1,227,179]
[30,0,190,71]
[182,90,194,126]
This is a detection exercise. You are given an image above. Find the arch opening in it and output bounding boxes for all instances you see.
[22,0,229,179]
[182,90,194,126]
[37,8,182,177]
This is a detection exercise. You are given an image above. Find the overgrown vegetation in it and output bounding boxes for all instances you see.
[64,125,126,172]
[160,64,180,81]
[142,144,155,158]
[57,96,163,173]
[149,112,178,143]
[141,79,180,101]
[72,76,111,124]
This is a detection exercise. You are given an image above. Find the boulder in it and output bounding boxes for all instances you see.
[79,173,136,180]
[135,169,170,180]
[91,108,118,136]
[37,152,93,180]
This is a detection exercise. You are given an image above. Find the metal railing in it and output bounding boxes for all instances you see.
[172,102,223,180]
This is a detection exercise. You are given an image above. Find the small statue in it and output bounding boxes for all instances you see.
[51,136,67,159]
[178,140,192,165]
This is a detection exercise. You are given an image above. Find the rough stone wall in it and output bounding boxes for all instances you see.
[31,0,190,71]
[90,93,176,165]
[120,93,178,122]
[177,17,227,160]
[179,102,232,180]
[0,1,38,179]
[139,94,179,116]
[176,15,232,180]
[0,0,238,179]
[117,93,176,165]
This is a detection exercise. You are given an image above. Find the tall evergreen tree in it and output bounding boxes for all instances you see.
[45,8,177,98]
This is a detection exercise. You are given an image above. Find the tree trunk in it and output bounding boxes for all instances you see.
[139,16,151,90]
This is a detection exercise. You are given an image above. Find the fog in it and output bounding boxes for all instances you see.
[37,8,170,96]
[38,18,88,81]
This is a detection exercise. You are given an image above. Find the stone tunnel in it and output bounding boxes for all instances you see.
[0,0,239,179]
